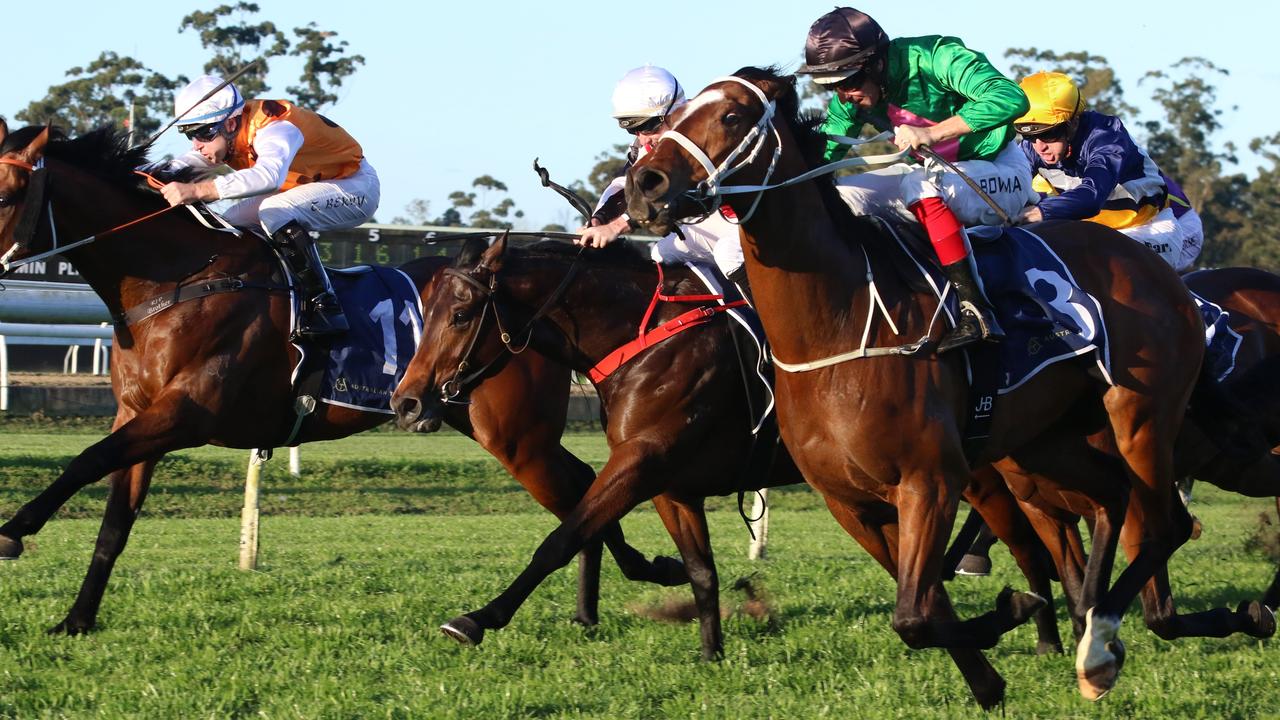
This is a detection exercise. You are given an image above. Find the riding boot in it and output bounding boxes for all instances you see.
[726,266,755,307]
[270,221,349,340]
[938,253,1004,354]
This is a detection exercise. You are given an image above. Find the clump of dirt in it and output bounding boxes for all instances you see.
[1245,506,1280,561]
[627,575,778,627]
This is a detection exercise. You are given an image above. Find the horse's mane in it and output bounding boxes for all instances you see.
[2,124,205,200]
[523,238,651,268]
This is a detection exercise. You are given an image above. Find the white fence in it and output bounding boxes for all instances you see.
[0,281,114,412]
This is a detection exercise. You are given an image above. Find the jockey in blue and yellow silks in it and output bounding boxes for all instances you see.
[1013,71,1203,271]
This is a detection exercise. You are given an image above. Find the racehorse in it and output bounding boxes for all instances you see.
[625,67,1205,705]
[0,121,681,634]
[390,235,1067,662]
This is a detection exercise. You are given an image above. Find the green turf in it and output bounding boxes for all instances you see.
[0,429,1277,717]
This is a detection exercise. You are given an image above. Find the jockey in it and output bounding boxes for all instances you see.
[1013,71,1204,271]
[798,7,1038,353]
[576,66,748,294]
[156,75,381,340]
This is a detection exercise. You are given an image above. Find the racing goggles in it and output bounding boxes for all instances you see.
[180,122,224,143]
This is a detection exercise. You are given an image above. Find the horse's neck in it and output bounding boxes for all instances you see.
[512,257,663,372]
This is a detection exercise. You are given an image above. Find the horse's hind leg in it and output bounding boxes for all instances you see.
[823,496,1006,710]
[651,496,722,660]
[1268,497,1280,610]
[51,460,159,635]
[1126,502,1277,640]
[965,468,1065,655]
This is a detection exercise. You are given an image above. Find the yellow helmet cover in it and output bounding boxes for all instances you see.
[1015,71,1083,131]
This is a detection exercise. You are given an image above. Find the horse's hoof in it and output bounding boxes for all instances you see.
[1240,600,1277,639]
[1010,591,1048,623]
[955,553,992,577]
[1036,640,1064,656]
[1189,515,1203,540]
[440,616,485,646]
[48,618,93,636]
[1076,609,1123,701]
[973,676,1006,711]
[0,535,23,560]
[651,555,689,586]
[571,613,599,628]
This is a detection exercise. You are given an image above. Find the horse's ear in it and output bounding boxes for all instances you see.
[18,126,51,164]
[0,117,8,146]
[455,237,490,267]
[479,231,509,273]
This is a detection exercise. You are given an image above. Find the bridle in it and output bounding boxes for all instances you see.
[435,246,585,404]
[0,155,181,276]
[654,76,907,225]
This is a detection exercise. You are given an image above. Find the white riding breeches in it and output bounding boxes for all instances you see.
[835,141,1037,227]
[220,158,381,235]
[649,210,745,278]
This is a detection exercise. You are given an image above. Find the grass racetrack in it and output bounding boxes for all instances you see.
[1,419,1278,718]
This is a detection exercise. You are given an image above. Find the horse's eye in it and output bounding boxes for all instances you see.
[0,195,12,208]
[722,112,740,127]
[451,310,468,327]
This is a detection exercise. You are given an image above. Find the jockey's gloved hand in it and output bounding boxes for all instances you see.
[1014,206,1043,226]
[576,215,630,249]
[893,125,933,151]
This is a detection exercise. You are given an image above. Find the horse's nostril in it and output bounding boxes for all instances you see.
[638,168,669,199]
[393,395,422,423]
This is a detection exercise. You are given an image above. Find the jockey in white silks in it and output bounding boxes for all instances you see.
[576,66,748,292]
[153,75,381,339]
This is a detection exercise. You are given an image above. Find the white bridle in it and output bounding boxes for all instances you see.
[655,75,909,224]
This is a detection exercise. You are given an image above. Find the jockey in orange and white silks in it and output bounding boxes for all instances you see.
[1012,71,1204,272]
[157,75,381,339]
[576,66,748,289]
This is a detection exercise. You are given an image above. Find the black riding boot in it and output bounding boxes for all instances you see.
[271,221,349,340]
[938,254,1004,354]
[727,266,755,307]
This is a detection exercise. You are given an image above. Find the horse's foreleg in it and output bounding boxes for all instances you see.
[50,460,158,635]
[440,448,661,647]
[0,396,197,552]
[965,469,1065,655]
[889,471,1044,654]
[1125,503,1277,640]
[651,496,721,660]
[823,495,1006,710]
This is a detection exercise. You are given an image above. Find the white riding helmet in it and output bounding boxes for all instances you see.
[174,75,245,129]
[611,65,685,130]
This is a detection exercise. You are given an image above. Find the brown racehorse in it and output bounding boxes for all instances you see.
[625,68,1205,705]
[0,122,681,634]
[391,235,1067,662]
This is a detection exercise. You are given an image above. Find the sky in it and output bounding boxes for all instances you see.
[7,1,1278,230]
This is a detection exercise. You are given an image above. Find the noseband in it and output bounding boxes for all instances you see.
[436,248,584,404]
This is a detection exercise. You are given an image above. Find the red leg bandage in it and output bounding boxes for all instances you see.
[909,197,968,266]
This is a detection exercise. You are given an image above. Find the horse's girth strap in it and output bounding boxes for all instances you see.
[118,275,287,327]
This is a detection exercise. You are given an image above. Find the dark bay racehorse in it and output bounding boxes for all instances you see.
[0,122,677,634]
[625,68,1205,705]
[391,235,1066,662]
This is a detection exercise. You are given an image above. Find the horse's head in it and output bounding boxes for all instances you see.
[392,234,512,433]
[626,69,799,235]
[0,121,55,274]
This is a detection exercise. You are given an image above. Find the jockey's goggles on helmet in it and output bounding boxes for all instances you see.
[1017,122,1073,143]
[619,115,665,135]
[180,122,224,142]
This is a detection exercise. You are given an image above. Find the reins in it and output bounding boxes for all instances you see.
[0,160,182,274]
[437,245,586,403]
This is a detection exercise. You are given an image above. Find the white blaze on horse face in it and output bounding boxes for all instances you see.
[663,89,726,138]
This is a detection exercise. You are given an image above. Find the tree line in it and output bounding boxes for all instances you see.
[11,8,1277,269]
